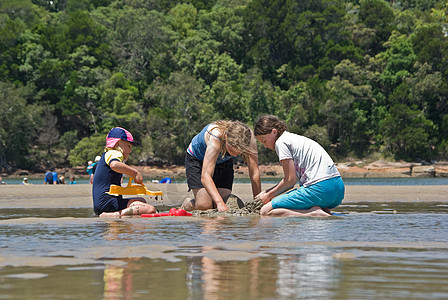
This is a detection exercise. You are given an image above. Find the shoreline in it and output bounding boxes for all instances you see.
[1,183,448,210]
[4,161,448,181]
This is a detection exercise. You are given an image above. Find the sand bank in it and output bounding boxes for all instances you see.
[1,183,448,209]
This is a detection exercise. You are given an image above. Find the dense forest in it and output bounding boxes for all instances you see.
[1,0,448,172]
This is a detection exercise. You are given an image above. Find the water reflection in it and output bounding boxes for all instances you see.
[103,263,134,300]
[187,217,273,299]
[277,251,338,299]
[1,204,448,299]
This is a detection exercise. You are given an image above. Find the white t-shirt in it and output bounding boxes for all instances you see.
[275,131,340,187]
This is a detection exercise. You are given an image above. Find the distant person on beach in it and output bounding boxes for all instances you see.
[92,127,156,217]
[254,115,344,217]
[21,177,31,185]
[87,160,94,183]
[57,176,65,184]
[44,170,57,185]
[0,176,7,184]
[69,176,77,184]
[87,156,100,184]
[181,120,261,212]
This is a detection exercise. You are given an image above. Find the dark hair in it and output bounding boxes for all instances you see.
[254,115,287,137]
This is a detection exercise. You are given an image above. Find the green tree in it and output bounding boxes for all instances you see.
[197,5,247,63]
[145,71,207,163]
[0,0,43,28]
[0,13,26,81]
[68,133,105,167]
[411,24,448,79]
[358,0,396,54]
[404,62,447,126]
[97,71,146,140]
[59,130,79,159]
[324,59,374,156]
[106,6,174,82]
[175,29,222,85]
[243,0,349,84]
[378,104,436,160]
[0,82,42,169]
[241,66,277,123]
[376,31,417,93]
[36,108,60,155]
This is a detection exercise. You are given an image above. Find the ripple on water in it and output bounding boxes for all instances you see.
[0,203,447,299]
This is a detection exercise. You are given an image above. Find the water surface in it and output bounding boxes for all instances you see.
[1,202,447,299]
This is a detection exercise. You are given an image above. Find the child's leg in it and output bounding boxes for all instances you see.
[261,202,331,217]
[121,198,156,215]
[181,187,231,211]
[181,197,195,211]
[99,198,156,217]
[260,184,334,217]
[181,188,211,211]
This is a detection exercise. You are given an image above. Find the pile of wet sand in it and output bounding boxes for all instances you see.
[190,194,263,216]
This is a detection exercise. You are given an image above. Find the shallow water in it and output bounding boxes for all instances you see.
[1,202,448,299]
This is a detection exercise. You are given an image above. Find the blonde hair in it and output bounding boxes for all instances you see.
[105,140,128,155]
[213,120,256,159]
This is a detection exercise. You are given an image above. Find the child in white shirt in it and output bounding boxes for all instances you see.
[254,115,344,217]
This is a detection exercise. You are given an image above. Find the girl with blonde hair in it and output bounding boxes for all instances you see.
[182,120,261,212]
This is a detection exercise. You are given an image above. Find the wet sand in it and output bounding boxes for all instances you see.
[1,183,448,209]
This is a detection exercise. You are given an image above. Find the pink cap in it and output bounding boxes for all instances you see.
[106,127,134,148]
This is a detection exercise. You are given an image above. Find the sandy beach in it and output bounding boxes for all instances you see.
[1,183,448,209]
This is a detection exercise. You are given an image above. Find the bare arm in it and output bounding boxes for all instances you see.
[110,160,143,184]
[201,137,228,211]
[257,159,296,204]
[247,135,261,197]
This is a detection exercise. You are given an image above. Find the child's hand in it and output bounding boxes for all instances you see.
[134,171,143,184]
[256,191,271,204]
[217,202,229,212]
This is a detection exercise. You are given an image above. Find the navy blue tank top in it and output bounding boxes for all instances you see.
[187,124,232,164]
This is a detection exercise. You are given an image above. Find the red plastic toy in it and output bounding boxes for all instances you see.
[141,208,192,218]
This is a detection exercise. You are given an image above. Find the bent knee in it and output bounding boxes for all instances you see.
[146,205,156,214]
[260,202,273,216]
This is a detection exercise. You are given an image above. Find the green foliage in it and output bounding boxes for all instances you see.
[103,6,174,82]
[377,31,417,91]
[59,130,79,158]
[378,104,436,160]
[68,134,105,167]
[1,0,448,171]
[0,81,42,169]
[358,0,396,54]
[411,24,448,78]
[145,71,206,163]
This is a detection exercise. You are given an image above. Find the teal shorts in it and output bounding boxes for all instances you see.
[272,176,345,210]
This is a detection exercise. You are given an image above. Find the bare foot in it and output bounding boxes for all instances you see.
[322,207,332,215]
[99,211,121,218]
[308,206,332,217]
[267,206,332,217]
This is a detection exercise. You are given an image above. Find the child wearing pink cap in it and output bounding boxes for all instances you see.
[92,127,156,217]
